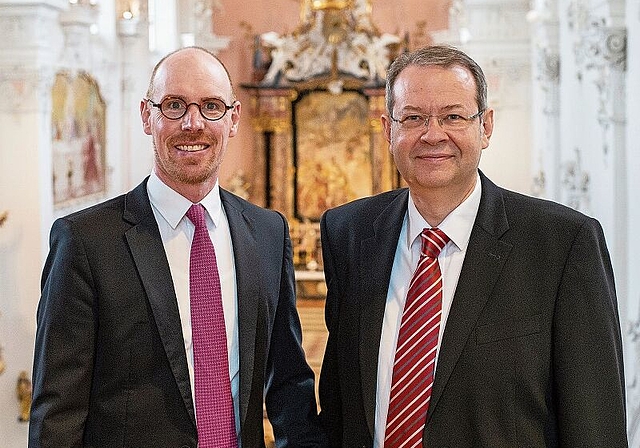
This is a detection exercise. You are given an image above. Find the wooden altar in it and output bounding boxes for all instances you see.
[241,0,402,293]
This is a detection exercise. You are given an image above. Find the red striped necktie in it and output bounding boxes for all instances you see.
[384,227,450,448]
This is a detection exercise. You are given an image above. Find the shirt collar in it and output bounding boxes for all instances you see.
[147,171,223,228]
[406,173,482,252]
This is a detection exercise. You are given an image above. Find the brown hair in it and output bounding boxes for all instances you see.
[385,45,488,115]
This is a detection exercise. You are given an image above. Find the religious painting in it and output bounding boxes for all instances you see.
[293,90,372,220]
[52,71,106,207]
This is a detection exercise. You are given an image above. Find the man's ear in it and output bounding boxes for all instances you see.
[228,101,242,137]
[140,100,152,136]
[480,108,494,149]
[381,114,392,146]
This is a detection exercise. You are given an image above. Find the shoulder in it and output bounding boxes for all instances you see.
[481,175,602,241]
[322,189,408,224]
[52,194,127,233]
[50,180,148,237]
[220,188,286,228]
[501,188,593,227]
[320,189,408,243]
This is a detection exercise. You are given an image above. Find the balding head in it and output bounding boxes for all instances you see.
[145,46,236,102]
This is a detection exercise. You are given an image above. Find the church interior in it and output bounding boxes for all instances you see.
[1,0,640,445]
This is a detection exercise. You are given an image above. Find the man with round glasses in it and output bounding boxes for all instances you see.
[318,45,627,447]
[146,96,235,121]
[30,46,326,447]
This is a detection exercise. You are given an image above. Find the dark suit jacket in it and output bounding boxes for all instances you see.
[29,179,325,448]
[319,172,627,447]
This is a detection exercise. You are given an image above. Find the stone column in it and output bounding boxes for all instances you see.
[529,0,561,200]
[624,0,640,442]
[0,1,66,446]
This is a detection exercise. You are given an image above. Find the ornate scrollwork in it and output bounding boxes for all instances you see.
[561,148,590,213]
[256,0,402,86]
[537,48,560,85]
[581,26,627,71]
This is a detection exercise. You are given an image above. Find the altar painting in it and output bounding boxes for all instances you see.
[294,91,372,220]
[52,72,106,207]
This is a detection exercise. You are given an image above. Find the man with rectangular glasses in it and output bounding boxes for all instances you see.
[318,45,627,447]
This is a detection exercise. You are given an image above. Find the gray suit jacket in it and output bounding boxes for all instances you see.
[30,179,325,448]
[319,172,627,447]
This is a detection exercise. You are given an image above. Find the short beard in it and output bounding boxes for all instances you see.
[152,140,219,186]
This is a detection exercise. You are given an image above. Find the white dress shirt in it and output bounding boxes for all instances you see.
[147,172,241,436]
[373,175,482,447]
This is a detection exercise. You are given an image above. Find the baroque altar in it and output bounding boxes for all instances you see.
[241,0,403,296]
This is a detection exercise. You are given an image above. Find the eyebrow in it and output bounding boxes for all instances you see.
[160,95,228,102]
[398,103,470,114]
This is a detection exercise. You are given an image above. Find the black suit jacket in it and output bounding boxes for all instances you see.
[319,172,627,447]
[30,179,325,448]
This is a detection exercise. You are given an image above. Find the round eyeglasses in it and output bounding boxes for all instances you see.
[390,110,484,132]
[146,97,235,121]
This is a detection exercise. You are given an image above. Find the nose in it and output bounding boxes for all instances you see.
[420,116,448,143]
[423,115,448,130]
[181,103,205,131]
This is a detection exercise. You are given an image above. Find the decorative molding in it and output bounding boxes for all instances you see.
[569,3,627,74]
[0,5,63,67]
[566,0,590,32]
[257,0,401,86]
[536,47,560,85]
[568,1,627,157]
[535,47,560,116]
[531,170,546,198]
[579,26,627,71]
[0,3,64,114]
[628,310,640,444]
[464,2,531,43]
[58,1,99,72]
[0,66,55,113]
[578,25,626,155]
[561,147,590,213]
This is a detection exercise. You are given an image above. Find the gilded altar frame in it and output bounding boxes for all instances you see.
[241,0,402,290]
[242,83,400,279]
[243,84,398,218]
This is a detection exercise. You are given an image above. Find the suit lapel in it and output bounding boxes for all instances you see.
[122,180,196,427]
[220,189,260,431]
[428,174,513,418]
[359,190,409,437]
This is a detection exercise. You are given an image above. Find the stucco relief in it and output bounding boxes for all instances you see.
[578,26,627,71]
[0,9,61,56]
[0,5,64,114]
[567,0,627,157]
[560,148,590,214]
[0,67,55,114]
[465,3,530,42]
[536,48,560,86]
[578,26,626,155]
[626,311,640,443]
[257,0,402,86]
[566,0,590,32]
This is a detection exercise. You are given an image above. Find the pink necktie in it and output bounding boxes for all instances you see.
[186,204,237,448]
[385,228,450,448]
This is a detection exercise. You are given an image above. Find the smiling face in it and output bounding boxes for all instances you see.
[382,64,493,205]
[140,48,241,201]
